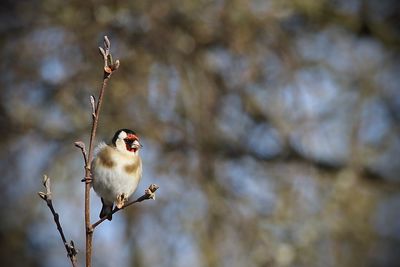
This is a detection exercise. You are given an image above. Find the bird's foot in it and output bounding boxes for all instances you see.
[116,194,127,209]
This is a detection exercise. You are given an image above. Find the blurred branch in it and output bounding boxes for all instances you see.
[91,184,159,230]
[38,175,78,267]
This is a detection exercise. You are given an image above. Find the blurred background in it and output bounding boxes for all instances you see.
[1,0,400,266]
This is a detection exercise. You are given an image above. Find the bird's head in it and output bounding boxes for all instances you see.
[112,129,143,154]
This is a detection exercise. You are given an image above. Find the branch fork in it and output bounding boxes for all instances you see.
[39,35,159,267]
[38,175,78,267]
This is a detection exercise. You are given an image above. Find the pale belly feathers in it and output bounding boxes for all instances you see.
[92,144,142,205]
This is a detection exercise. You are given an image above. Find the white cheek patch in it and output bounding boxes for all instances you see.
[118,131,127,140]
[116,139,126,151]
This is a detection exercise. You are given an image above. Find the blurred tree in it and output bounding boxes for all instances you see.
[1,0,400,267]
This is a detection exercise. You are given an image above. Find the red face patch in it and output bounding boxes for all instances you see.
[124,134,139,152]
[127,134,138,140]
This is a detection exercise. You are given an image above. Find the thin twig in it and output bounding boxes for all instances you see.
[74,141,88,167]
[41,35,160,267]
[91,184,159,229]
[38,175,78,267]
[80,35,120,267]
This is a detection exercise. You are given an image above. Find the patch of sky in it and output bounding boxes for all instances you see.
[279,67,342,121]
[148,63,180,122]
[7,133,57,197]
[217,93,254,141]
[261,51,285,86]
[173,234,201,267]
[28,221,71,267]
[93,211,130,267]
[247,123,283,158]
[40,57,67,84]
[28,27,82,84]
[41,103,73,133]
[136,217,164,265]
[358,97,391,146]
[296,27,386,75]
[3,81,46,114]
[216,157,276,216]
[205,47,249,89]
[289,117,351,165]
[29,27,66,50]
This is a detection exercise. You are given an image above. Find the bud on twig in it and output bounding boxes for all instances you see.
[99,36,120,76]
[145,184,160,200]
[90,95,96,118]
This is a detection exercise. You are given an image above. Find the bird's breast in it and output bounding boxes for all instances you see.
[92,146,142,203]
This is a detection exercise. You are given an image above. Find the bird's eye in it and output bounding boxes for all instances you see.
[124,138,134,145]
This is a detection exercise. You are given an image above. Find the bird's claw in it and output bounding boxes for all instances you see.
[116,194,127,209]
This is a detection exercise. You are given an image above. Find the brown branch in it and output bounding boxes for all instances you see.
[91,184,159,230]
[78,35,120,267]
[74,141,88,167]
[38,175,78,267]
[41,36,159,267]
[73,35,159,267]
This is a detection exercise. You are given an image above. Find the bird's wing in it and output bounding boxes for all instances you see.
[93,142,109,157]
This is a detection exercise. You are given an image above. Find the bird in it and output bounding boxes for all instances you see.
[92,129,143,221]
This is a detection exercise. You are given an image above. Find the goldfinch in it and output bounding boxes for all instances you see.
[92,129,143,220]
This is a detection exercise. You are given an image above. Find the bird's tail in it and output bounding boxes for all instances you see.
[100,198,113,221]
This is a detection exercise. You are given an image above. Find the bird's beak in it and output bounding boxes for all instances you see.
[131,140,143,149]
